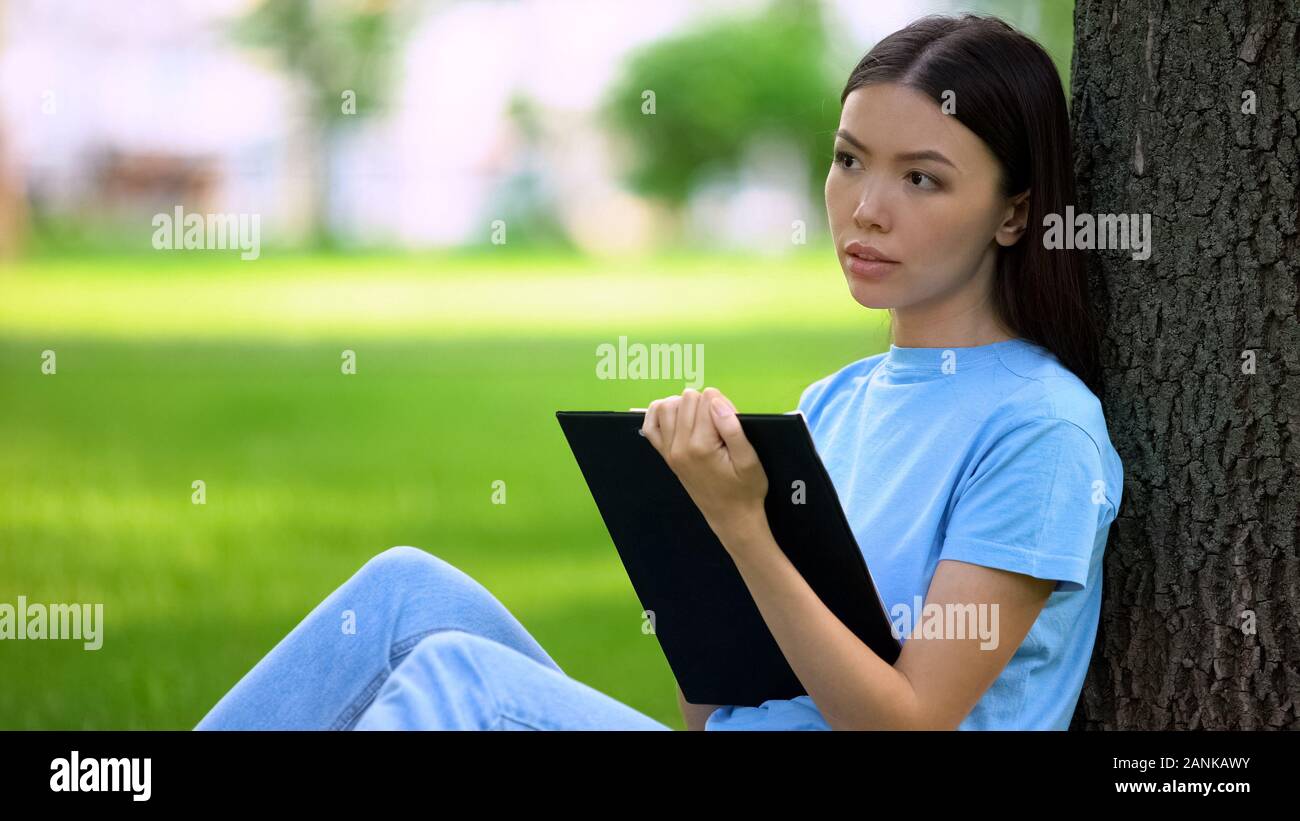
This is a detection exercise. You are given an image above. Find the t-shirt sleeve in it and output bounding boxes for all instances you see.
[939,416,1114,593]
[796,375,832,423]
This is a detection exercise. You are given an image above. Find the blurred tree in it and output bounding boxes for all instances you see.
[0,11,27,260]
[0,121,26,260]
[230,0,415,247]
[599,0,842,218]
[481,93,576,253]
[976,0,1075,93]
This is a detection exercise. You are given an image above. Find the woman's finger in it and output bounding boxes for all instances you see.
[659,395,681,450]
[712,388,737,414]
[641,400,663,450]
[675,388,700,452]
[711,399,761,474]
[691,387,725,450]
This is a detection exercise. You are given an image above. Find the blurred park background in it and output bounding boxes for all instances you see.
[0,0,1072,728]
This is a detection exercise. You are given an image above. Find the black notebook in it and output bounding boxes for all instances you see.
[556,409,901,707]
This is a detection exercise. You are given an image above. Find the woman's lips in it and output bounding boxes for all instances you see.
[847,252,898,279]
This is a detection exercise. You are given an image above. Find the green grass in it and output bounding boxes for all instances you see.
[0,251,888,729]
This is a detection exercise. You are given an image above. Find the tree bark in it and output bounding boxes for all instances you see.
[1070,0,1300,729]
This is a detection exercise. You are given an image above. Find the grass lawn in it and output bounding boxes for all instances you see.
[0,250,888,729]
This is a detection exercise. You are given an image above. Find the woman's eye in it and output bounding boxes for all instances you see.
[834,151,858,170]
[907,170,939,190]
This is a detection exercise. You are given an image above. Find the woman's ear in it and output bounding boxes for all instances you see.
[994,190,1031,247]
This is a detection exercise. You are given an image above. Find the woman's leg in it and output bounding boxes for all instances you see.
[195,545,565,730]
[353,630,673,730]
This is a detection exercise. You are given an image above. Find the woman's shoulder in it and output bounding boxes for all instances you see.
[796,352,888,415]
[990,340,1110,441]
[985,341,1125,509]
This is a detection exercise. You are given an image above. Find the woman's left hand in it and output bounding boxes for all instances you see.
[640,387,769,548]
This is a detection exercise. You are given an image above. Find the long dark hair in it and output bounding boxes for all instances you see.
[840,13,1102,396]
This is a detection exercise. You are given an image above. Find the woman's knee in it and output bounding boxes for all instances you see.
[362,545,445,577]
[405,629,505,669]
[363,631,518,729]
[350,545,432,590]
[355,545,480,595]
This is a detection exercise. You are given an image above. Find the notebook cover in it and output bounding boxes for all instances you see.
[556,409,901,707]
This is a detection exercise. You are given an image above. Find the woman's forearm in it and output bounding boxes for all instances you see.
[720,516,923,731]
[676,683,722,731]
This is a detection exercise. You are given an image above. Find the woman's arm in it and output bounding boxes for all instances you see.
[675,683,722,731]
[722,514,1055,730]
[639,387,1056,730]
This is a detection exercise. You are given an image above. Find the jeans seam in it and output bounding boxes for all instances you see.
[389,628,446,663]
[458,632,522,730]
[332,627,463,730]
[332,670,388,730]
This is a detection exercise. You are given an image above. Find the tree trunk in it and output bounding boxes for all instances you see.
[1070,0,1300,729]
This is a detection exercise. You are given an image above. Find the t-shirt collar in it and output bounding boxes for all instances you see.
[883,337,1030,372]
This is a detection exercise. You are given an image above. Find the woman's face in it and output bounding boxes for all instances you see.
[825,82,1027,317]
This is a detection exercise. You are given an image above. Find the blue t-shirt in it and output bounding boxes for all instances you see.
[706,337,1123,730]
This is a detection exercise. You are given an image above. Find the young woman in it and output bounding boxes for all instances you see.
[195,13,1123,732]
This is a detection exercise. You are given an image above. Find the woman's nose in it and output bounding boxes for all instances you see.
[852,182,891,233]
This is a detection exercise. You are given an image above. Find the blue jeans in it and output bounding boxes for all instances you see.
[194,546,674,730]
